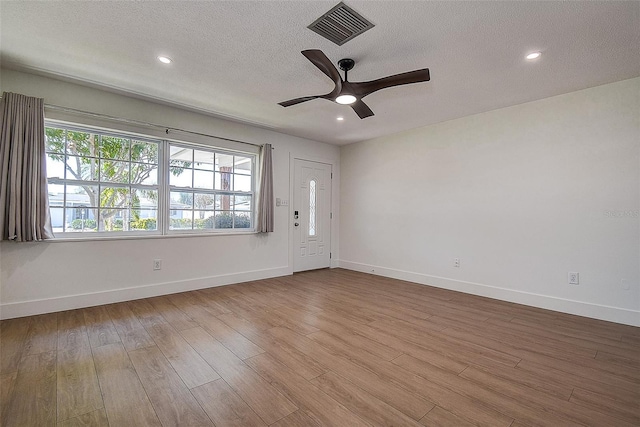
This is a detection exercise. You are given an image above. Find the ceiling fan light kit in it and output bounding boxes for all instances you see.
[278,49,430,119]
[336,94,356,105]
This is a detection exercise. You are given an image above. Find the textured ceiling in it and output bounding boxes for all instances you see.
[1,1,638,145]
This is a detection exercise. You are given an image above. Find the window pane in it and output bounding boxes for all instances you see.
[194,170,214,189]
[170,211,193,230]
[46,154,66,179]
[234,174,251,192]
[45,128,65,153]
[66,185,98,207]
[214,212,233,229]
[66,207,98,232]
[216,153,234,171]
[100,187,130,208]
[100,135,130,160]
[131,162,158,185]
[100,209,127,231]
[215,171,233,191]
[170,191,193,208]
[47,184,65,205]
[194,150,214,171]
[65,156,98,181]
[131,141,158,164]
[194,211,215,229]
[132,189,158,208]
[170,167,193,188]
[130,210,157,230]
[234,156,252,174]
[234,212,251,228]
[50,207,64,232]
[194,193,215,210]
[215,194,232,210]
[170,145,192,160]
[67,130,98,157]
[233,195,252,211]
[100,160,129,183]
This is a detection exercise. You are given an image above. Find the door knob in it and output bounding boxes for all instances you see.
[294,222,299,227]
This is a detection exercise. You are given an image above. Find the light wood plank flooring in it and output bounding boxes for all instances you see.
[1,268,639,426]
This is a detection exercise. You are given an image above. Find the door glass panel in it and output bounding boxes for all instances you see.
[309,179,317,236]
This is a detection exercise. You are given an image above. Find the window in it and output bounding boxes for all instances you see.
[45,123,255,237]
[168,143,253,231]
[45,126,159,234]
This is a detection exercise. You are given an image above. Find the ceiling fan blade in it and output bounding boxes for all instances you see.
[302,49,342,87]
[352,68,430,98]
[351,99,374,119]
[278,50,343,110]
[278,96,319,107]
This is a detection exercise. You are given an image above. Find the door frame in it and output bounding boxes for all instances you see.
[289,153,337,274]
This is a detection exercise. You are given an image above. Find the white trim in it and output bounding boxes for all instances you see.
[0,266,290,320]
[46,229,257,243]
[338,260,640,327]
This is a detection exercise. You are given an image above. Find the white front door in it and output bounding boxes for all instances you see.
[293,159,332,272]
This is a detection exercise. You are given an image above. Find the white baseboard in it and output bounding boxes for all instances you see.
[338,260,640,327]
[0,266,291,320]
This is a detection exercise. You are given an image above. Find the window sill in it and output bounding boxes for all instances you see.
[45,230,259,243]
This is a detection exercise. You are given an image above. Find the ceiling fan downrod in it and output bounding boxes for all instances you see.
[338,58,355,81]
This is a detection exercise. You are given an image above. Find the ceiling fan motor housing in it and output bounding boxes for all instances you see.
[338,58,355,72]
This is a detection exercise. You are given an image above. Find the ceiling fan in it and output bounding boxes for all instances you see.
[279,49,430,119]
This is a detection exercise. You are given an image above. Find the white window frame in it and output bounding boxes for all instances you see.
[45,121,257,239]
[165,140,256,235]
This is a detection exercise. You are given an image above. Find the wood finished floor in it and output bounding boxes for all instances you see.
[1,268,639,427]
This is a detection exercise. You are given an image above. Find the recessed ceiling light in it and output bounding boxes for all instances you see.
[526,51,541,60]
[336,117,344,121]
[157,56,172,64]
[336,95,357,105]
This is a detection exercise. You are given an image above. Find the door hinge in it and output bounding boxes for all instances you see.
[330,212,333,219]
[331,173,333,179]
[330,253,332,259]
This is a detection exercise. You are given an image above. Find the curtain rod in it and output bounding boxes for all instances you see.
[43,104,270,149]
[0,94,267,150]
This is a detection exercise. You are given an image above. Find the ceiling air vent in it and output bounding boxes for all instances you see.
[308,2,374,46]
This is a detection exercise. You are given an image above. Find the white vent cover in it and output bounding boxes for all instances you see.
[308,2,374,46]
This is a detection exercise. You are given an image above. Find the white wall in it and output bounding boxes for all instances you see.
[0,69,340,319]
[340,78,640,326]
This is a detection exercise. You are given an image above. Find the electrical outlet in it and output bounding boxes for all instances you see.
[454,258,460,268]
[568,272,579,285]
[153,259,162,271]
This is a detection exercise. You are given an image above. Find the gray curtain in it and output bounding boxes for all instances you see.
[0,92,53,241]
[256,143,274,232]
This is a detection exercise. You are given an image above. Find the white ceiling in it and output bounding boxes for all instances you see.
[1,1,638,145]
